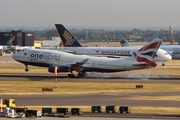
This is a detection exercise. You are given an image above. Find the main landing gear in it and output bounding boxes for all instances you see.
[162,63,165,66]
[78,71,86,77]
[25,65,29,72]
[68,69,75,78]
[67,71,87,78]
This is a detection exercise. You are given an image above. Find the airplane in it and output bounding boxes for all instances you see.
[119,33,180,59]
[0,35,16,55]
[35,41,64,50]
[12,39,162,77]
[55,24,171,63]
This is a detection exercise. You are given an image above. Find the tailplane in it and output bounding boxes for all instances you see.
[4,35,16,46]
[55,24,82,47]
[117,33,131,47]
[129,39,162,67]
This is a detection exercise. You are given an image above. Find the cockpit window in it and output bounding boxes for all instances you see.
[164,53,167,55]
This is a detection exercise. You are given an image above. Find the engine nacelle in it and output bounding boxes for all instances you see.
[48,66,71,73]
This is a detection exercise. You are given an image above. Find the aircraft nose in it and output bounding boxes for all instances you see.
[166,54,172,61]
[12,53,17,60]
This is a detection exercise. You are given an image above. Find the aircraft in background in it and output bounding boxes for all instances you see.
[0,35,16,55]
[119,33,180,59]
[35,41,64,50]
[12,39,162,77]
[55,24,171,63]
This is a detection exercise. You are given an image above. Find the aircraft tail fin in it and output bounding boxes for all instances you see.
[59,41,64,47]
[117,33,131,47]
[55,24,82,47]
[57,41,64,48]
[129,39,162,67]
[4,35,16,46]
[152,33,159,39]
[152,33,165,46]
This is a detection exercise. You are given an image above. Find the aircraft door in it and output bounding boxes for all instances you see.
[92,61,95,67]
[25,52,30,61]
[123,64,126,70]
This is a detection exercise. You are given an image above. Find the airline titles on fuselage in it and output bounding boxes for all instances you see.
[101,50,130,55]
[30,53,61,60]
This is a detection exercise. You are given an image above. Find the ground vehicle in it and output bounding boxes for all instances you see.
[1,99,16,108]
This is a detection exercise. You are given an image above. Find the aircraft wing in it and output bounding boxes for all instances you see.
[68,59,89,72]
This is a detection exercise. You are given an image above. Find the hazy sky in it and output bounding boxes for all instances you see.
[0,0,180,29]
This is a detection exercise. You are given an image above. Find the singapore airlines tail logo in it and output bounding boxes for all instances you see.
[63,30,75,45]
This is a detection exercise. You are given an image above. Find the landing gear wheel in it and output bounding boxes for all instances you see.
[78,72,86,77]
[25,65,29,72]
[68,74,75,78]
[162,63,165,66]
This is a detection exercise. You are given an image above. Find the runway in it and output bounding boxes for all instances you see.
[0,90,180,107]
[0,74,180,83]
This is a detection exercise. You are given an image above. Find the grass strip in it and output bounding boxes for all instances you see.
[1,81,180,95]
[116,96,180,101]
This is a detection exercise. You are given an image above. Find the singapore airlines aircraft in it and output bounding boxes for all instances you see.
[55,24,171,63]
[12,39,162,77]
[119,33,180,59]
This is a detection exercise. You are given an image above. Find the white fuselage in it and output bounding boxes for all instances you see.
[160,45,180,54]
[12,48,155,73]
[59,47,172,62]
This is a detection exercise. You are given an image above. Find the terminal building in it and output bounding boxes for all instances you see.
[0,31,34,46]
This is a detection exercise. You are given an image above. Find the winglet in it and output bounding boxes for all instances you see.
[129,39,162,67]
[4,35,16,46]
[117,33,131,47]
[55,24,82,47]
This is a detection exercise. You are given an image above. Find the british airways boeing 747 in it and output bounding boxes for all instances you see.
[12,39,162,77]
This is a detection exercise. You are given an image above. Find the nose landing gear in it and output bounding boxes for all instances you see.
[25,65,29,72]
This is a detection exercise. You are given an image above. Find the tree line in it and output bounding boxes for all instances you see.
[11,28,180,42]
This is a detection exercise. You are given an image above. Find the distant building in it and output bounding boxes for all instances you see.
[128,35,142,39]
[0,31,34,46]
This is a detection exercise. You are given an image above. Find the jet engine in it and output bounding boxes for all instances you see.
[48,66,71,73]
[167,51,174,55]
